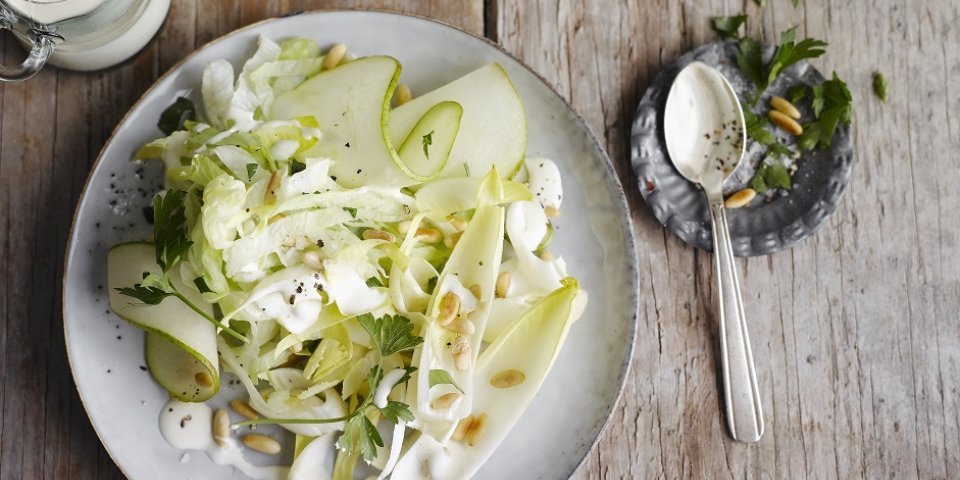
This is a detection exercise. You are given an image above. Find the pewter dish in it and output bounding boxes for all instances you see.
[631,41,853,256]
[62,10,638,480]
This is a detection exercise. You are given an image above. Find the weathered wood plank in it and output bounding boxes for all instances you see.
[490,1,960,479]
[0,2,481,479]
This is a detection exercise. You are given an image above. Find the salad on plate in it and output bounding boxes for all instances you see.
[108,35,586,479]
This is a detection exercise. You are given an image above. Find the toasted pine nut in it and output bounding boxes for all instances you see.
[443,232,462,249]
[362,229,396,242]
[770,96,801,120]
[290,342,303,353]
[495,272,511,298]
[538,250,555,261]
[264,170,282,205]
[769,110,803,136]
[302,251,323,270]
[212,409,230,447]
[453,349,471,371]
[451,335,471,371]
[447,215,468,232]
[323,43,347,70]
[465,413,488,446]
[194,372,213,389]
[430,392,463,410]
[724,188,757,209]
[446,317,476,335]
[230,399,261,420]
[543,205,560,218]
[490,369,527,389]
[396,84,413,106]
[416,227,442,244]
[437,292,460,326]
[468,284,482,300]
[452,415,474,441]
[242,434,281,454]
[397,220,411,235]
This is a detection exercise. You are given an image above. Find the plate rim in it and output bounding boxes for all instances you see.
[61,8,640,479]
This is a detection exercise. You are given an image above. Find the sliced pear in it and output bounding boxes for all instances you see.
[145,332,219,401]
[269,56,462,187]
[107,242,219,401]
[389,63,527,180]
[398,101,463,179]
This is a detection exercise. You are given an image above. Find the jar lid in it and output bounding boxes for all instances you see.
[4,0,107,25]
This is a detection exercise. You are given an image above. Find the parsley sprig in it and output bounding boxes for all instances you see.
[115,190,248,343]
[738,27,827,105]
[358,313,424,356]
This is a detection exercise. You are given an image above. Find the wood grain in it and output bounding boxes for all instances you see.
[491,1,960,479]
[1,0,958,479]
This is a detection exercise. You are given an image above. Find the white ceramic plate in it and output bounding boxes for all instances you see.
[63,10,638,480]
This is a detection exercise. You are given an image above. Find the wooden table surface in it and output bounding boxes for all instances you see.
[2,1,958,478]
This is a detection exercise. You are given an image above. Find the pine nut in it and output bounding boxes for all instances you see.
[264,170,281,205]
[243,434,281,454]
[230,399,261,420]
[416,227,442,244]
[543,205,560,218]
[452,415,474,441]
[490,369,526,389]
[302,251,323,270]
[468,284,482,300]
[443,232,462,249]
[538,250,555,261]
[290,342,303,353]
[768,110,803,136]
[770,96,801,120]
[438,292,460,326]
[451,335,471,371]
[495,272,511,298]
[430,392,463,410]
[447,215,468,232]
[724,188,757,209]
[194,372,213,388]
[465,413,488,446]
[362,229,396,242]
[446,317,476,335]
[397,220,411,235]
[323,43,347,70]
[212,409,230,447]
[396,84,413,106]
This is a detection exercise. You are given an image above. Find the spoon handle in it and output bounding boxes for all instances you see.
[709,201,764,443]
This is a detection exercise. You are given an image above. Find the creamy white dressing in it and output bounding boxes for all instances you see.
[254,271,325,335]
[507,201,548,251]
[524,157,563,208]
[158,400,288,480]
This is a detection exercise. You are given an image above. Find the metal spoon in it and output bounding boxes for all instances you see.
[663,62,764,443]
